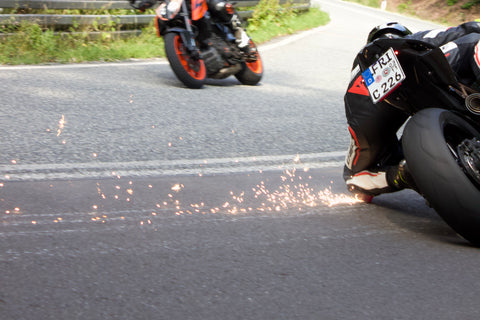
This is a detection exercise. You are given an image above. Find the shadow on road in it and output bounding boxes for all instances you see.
[372,190,469,246]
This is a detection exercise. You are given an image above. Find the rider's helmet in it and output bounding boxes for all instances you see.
[367,22,412,43]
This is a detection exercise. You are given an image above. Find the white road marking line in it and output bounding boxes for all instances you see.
[0,152,346,181]
[0,60,169,70]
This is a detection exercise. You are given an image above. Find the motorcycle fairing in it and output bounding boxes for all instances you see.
[359,38,464,114]
[192,0,207,20]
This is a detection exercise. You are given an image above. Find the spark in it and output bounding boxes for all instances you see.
[87,167,366,226]
[171,184,183,192]
[57,115,66,136]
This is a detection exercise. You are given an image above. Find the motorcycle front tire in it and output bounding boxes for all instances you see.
[402,108,480,246]
[234,40,263,86]
[164,32,206,89]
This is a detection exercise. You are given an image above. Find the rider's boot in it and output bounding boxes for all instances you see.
[345,168,396,197]
[386,159,418,192]
[230,14,251,53]
[344,159,418,201]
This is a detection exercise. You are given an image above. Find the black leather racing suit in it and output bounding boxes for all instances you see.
[343,21,480,193]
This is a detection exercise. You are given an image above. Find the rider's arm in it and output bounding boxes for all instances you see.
[408,21,480,47]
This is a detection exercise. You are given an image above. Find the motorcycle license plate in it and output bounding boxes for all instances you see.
[362,48,405,103]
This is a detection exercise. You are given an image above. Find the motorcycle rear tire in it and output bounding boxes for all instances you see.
[164,32,206,89]
[402,108,480,246]
[234,41,263,86]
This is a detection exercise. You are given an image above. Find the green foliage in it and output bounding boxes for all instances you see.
[247,0,297,32]
[0,3,329,65]
[342,0,380,8]
[0,22,59,63]
[397,0,413,14]
[248,7,329,43]
[0,21,161,64]
[461,0,480,9]
[447,0,458,5]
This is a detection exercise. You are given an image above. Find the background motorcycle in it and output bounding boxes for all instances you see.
[358,38,480,246]
[130,0,263,88]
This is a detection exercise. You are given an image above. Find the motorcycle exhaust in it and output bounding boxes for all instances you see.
[465,93,480,115]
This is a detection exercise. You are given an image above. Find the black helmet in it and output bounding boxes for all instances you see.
[367,22,412,43]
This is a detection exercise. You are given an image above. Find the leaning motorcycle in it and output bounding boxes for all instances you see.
[130,0,263,88]
[357,37,480,246]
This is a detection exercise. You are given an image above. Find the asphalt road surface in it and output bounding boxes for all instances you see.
[1,0,480,319]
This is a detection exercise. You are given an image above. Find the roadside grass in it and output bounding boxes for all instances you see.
[343,0,380,8]
[0,4,329,65]
[248,6,330,43]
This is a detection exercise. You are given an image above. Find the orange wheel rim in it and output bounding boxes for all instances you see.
[173,35,206,80]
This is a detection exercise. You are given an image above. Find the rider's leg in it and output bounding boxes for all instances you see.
[343,68,411,196]
[229,12,250,50]
[207,0,250,51]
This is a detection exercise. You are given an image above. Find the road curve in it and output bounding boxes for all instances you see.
[1,3,479,320]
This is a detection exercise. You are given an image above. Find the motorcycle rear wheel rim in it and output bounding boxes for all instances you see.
[245,41,263,74]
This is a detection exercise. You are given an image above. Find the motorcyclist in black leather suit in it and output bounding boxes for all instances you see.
[344,21,480,198]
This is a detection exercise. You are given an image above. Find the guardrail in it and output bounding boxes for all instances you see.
[0,0,311,38]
